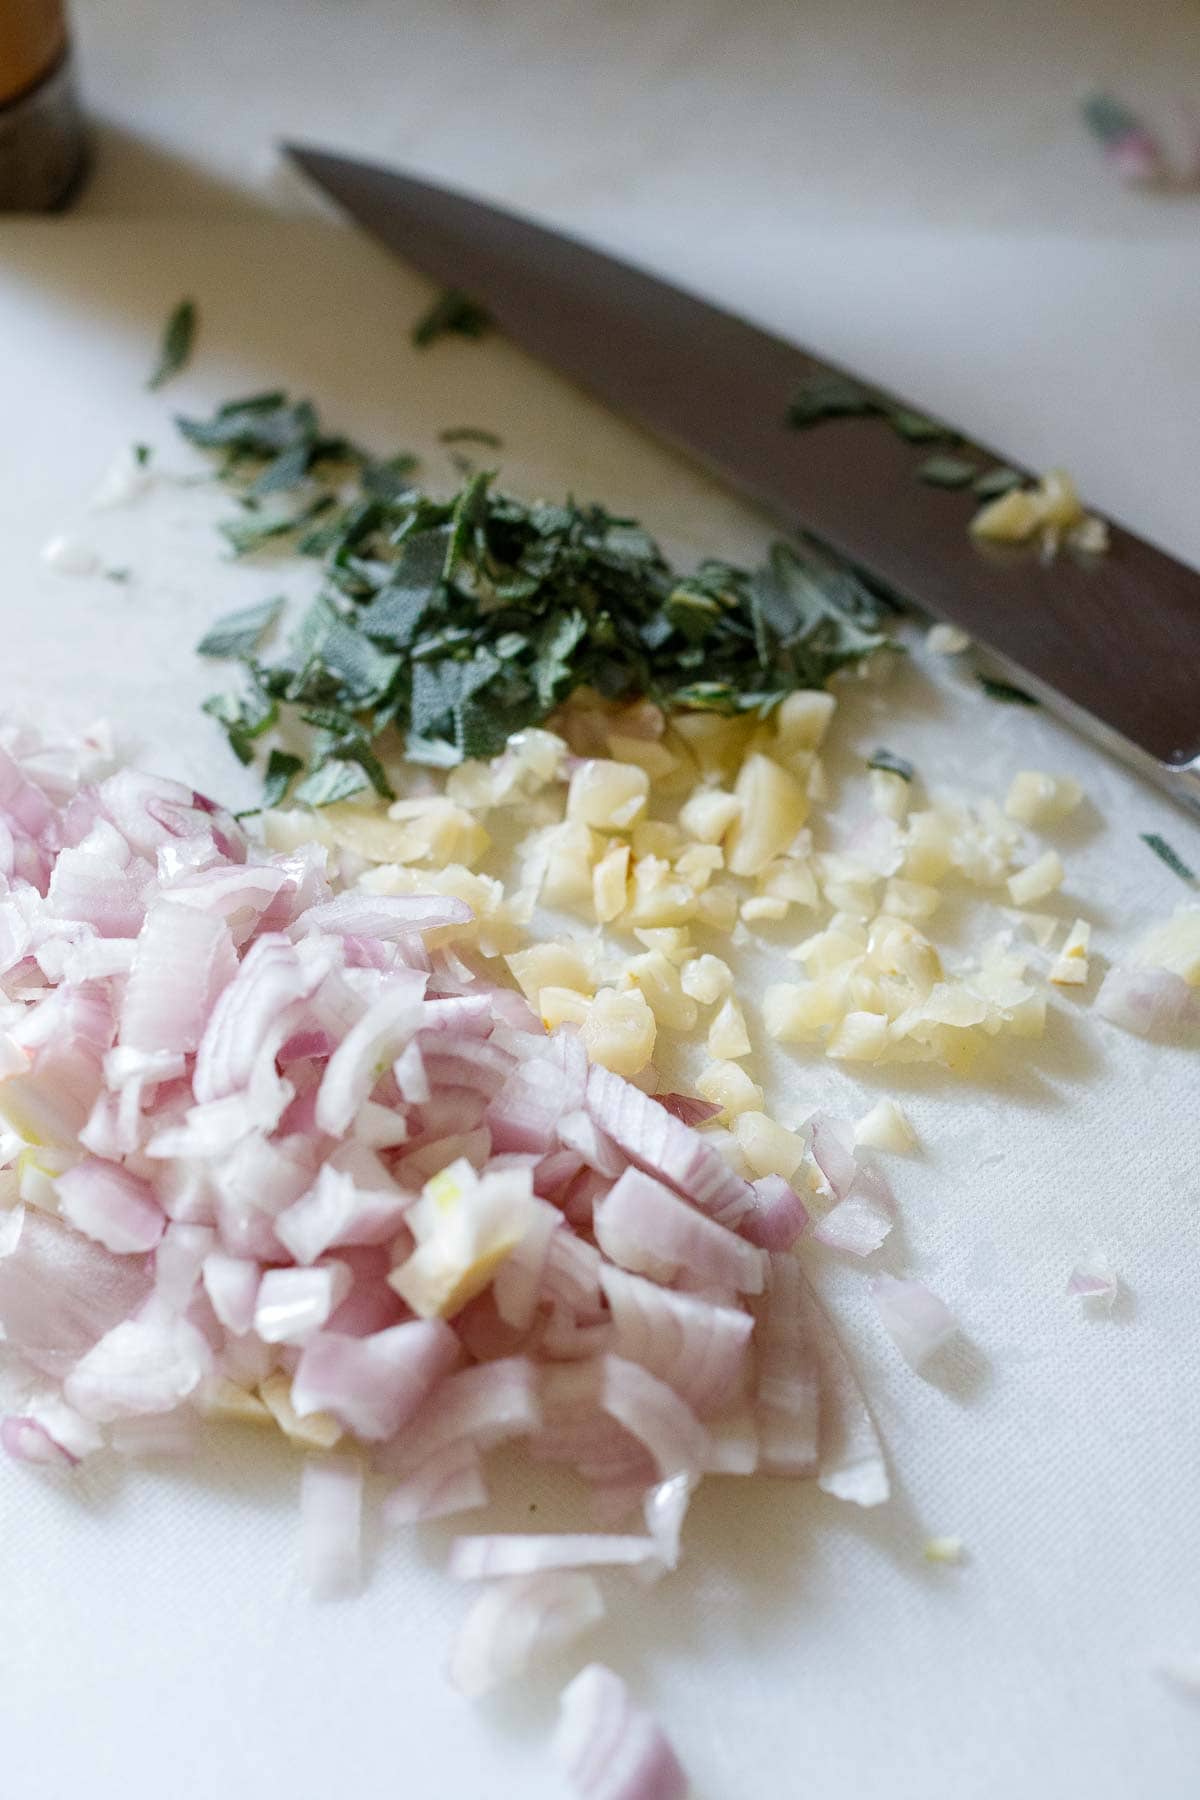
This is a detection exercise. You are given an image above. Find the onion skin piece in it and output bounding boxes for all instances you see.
[57,1157,165,1255]
[0,1206,154,1378]
[594,1168,765,1295]
[448,1571,604,1698]
[291,1320,460,1441]
[869,1273,958,1372]
[448,1533,663,1580]
[598,1266,752,1418]
[1,1415,78,1469]
[383,1441,489,1526]
[753,1254,819,1478]
[300,1453,363,1600]
[1095,964,1196,1038]
[803,1275,890,1507]
[553,1662,689,1800]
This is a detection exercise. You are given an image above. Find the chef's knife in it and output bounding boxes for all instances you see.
[285,144,1200,816]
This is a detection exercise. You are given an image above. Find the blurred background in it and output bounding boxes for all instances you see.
[66,0,1200,252]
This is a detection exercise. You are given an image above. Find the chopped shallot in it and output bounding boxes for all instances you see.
[553,1663,689,1800]
[449,1571,605,1697]
[383,1440,489,1525]
[0,729,932,1780]
[1066,1251,1119,1308]
[300,1453,364,1599]
[870,1274,958,1371]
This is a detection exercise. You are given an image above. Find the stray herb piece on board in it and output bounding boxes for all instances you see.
[412,290,493,348]
[196,596,285,660]
[439,427,504,449]
[889,409,950,443]
[868,748,914,782]
[1080,92,1166,185]
[917,455,978,489]
[294,761,371,807]
[148,299,198,391]
[1140,833,1196,885]
[974,466,1024,500]
[976,674,1039,706]
[787,372,881,427]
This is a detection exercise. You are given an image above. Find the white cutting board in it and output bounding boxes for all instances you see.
[1,219,1198,1800]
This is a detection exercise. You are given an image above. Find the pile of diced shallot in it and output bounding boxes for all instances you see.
[0,727,973,1795]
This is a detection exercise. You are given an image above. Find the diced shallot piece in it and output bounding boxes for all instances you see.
[869,1273,958,1371]
[300,1453,363,1599]
[449,1571,605,1698]
[552,1663,689,1800]
[594,1168,764,1295]
[291,1320,460,1440]
[383,1440,489,1526]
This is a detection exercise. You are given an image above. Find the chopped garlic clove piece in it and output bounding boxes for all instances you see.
[1007,850,1065,905]
[881,877,941,923]
[970,488,1044,543]
[854,1099,917,1153]
[1004,771,1083,827]
[926,623,970,655]
[708,996,751,1060]
[773,689,836,753]
[725,754,809,877]
[923,1536,964,1565]
[625,952,698,1032]
[695,1059,764,1119]
[734,1111,806,1180]
[592,843,631,923]
[507,940,596,1000]
[539,822,599,907]
[740,896,788,923]
[539,986,591,1030]
[259,1374,343,1450]
[694,883,739,931]
[1049,917,1091,986]
[680,954,733,1006]
[868,768,911,822]
[826,1011,889,1062]
[679,787,741,844]
[579,986,657,1076]
[566,759,649,832]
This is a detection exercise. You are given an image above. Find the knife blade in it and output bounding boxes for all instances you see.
[285,143,1200,815]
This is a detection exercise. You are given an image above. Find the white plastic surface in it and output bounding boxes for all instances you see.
[1,220,1198,1799]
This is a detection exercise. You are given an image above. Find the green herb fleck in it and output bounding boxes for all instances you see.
[148,298,198,391]
[976,673,1039,706]
[196,596,285,660]
[1080,91,1147,150]
[974,465,1024,500]
[412,289,492,348]
[261,749,304,810]
[201,683,277,765]
[294,760,371,807]
[183,391,896,800]
[888,409,949,443]
[133,443,152,467]
[868,748,914,781]
[105,567,131,584]
[787,372,880,427]
[917,455,979,489]
[220,496,334,557]
[1140,832,1196,885]
[439,427,503,449]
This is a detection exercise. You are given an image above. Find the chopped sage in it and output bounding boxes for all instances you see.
[148,298,197,391]
[1140,833,1196,884]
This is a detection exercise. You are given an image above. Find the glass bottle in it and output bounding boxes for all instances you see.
[0,1,87,210]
